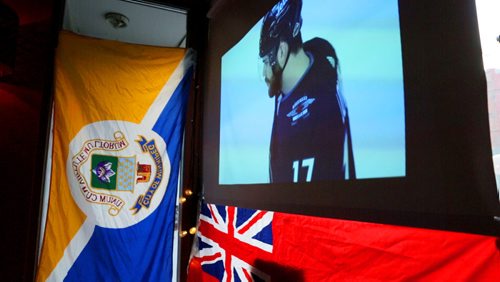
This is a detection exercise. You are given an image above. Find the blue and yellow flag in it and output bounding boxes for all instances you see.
[37,31,194,281]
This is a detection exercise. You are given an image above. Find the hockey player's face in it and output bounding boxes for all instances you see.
[262,54,283,98]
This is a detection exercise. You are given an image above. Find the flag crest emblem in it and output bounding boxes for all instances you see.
[67,121,170,228]
[91,154,137,191]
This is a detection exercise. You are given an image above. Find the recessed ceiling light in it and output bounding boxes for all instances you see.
[105,12,129,29]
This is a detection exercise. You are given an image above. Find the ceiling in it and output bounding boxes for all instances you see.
[63,0,188,47]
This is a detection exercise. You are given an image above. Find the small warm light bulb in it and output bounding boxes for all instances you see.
[180,230,188,238]
[188,227,197,235]
[184,189,193,196]
[179,197,187,204]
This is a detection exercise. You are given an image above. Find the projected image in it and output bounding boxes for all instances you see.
[475,0,500,200]
[220,0,405,184]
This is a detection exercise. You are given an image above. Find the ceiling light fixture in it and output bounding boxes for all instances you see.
[105,12,129,29]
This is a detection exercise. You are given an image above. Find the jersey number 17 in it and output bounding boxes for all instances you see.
[292,158,315,182]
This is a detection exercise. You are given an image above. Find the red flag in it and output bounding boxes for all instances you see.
[189,203,500,281]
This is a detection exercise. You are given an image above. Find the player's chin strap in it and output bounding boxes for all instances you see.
[345,112,356,179]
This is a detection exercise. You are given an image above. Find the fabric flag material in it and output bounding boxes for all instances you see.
[189,202,500,281]
[37,31,194,281]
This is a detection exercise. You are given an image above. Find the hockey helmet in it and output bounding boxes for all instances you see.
[259,0,303,61]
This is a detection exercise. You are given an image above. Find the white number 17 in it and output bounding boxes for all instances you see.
[292,158,315,183]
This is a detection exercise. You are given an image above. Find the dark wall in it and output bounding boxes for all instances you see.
[179,1,210,280]
[0,0,58,280]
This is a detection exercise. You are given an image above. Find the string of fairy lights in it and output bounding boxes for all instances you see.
[179,189,197,238]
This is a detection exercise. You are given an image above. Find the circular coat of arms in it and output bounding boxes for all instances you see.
[66,120,170,228]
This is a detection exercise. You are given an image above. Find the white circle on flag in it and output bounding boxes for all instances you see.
[67,120,170,229]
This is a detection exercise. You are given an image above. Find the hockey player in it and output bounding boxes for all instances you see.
[259,0,355,183]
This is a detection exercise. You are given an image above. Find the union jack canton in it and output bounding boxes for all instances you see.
[195,203,274,282]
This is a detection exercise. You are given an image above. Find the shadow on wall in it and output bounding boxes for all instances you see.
[254,259,304,281]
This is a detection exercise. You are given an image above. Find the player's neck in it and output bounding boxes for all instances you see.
[281,48,310,94]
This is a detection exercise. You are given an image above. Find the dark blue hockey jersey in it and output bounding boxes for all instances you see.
[269,37,355,183]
